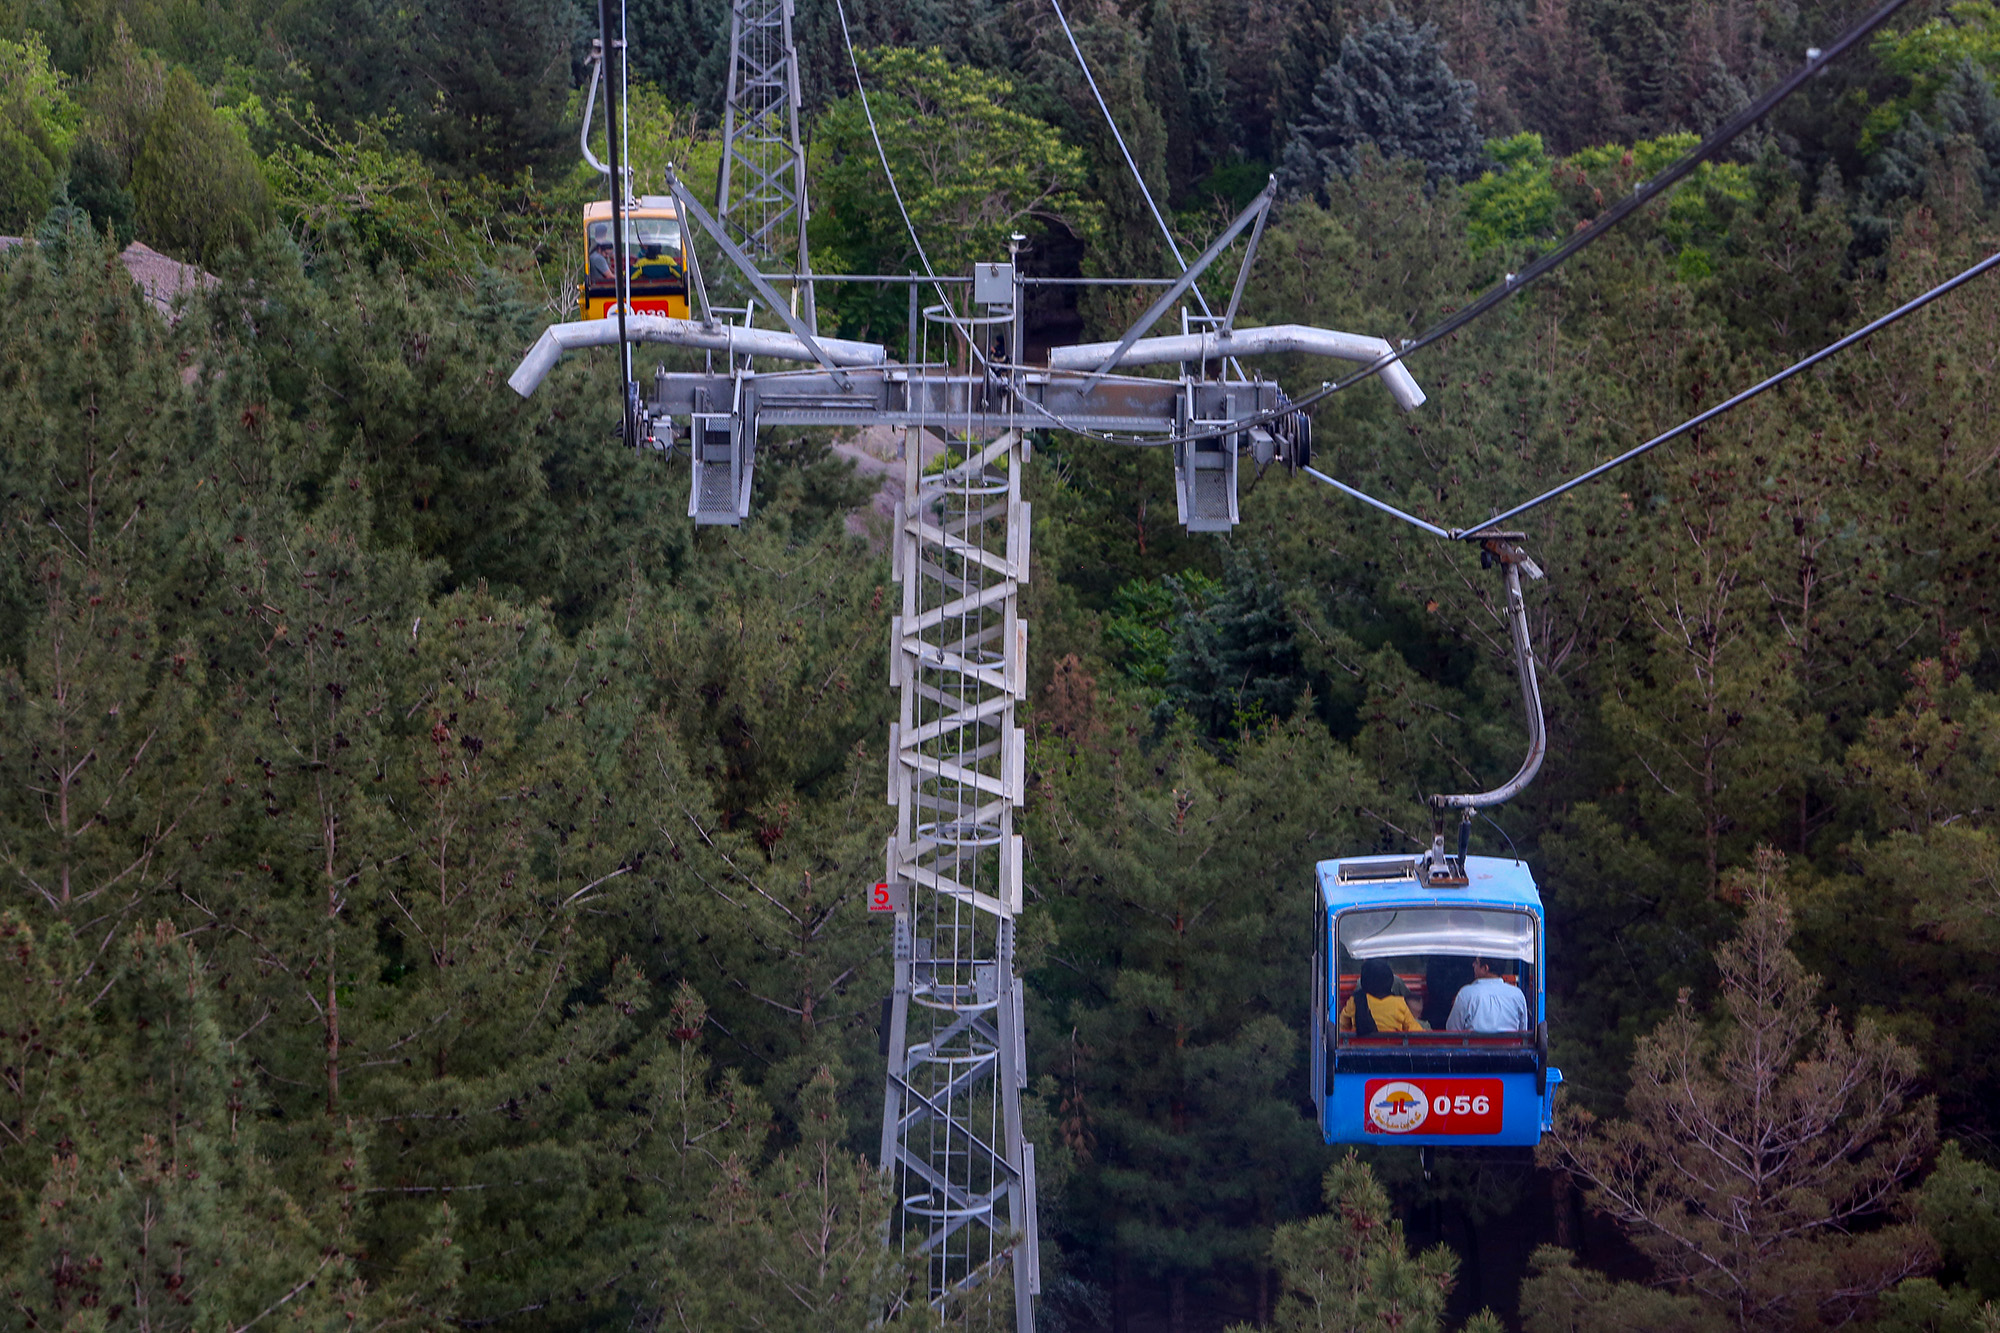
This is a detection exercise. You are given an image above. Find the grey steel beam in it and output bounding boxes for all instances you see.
[508,317,884,398]
[1083,183,1273,389]
[666,166,847,385]
[1051,325,1427,412]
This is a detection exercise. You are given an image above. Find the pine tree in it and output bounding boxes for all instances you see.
[658,1064,916,1330]
[1873,1142,2000,1333]
[1278,7,1485,198]
[0,563,212,953]
[1541,850,1937,1330]
[1225,1153,1504,1333]
[1519,1244,1726,1333]
[0,229,227,957]
[1154,549,1307,741]
[1861,60,2000,248]
[129,66,270,263]
[1,919,342,1333]
[0,913,88,1259]
[1035,714,1365,1326]
[1505,0,1621,155]
[406,0,576,179]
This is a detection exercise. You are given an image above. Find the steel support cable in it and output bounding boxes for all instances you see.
[1457,246,2000,534]
[1046,0,1245,378]
[1025,0,1916,451]
[829,0,1002,377]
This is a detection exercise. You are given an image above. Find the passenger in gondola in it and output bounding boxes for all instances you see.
[1338,959,1424,1033]
[588,226,616,279]
[1446,955,1529,1032]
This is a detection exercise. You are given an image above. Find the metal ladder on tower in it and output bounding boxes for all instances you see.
[879,391,1038,1326]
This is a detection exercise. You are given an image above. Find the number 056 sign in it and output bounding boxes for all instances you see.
[1362,1077,1504,1135]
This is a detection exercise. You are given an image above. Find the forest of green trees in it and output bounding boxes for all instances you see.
[5,0,2000,1327]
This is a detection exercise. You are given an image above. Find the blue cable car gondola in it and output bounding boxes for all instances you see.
[1310,852,1561,1147]
[1310,536,1561,1148]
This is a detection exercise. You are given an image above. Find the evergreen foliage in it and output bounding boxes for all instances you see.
[1905,1143,2000,1313]
[1036,716,1368,1322]
[406,0,576,178]
[130,65,269,262]
[1278,7,1485,198]
[1226,1153,1503,1333]
[1154,550,1308,740]
[1543,851,1938,1329]
[6,2,2000,1324]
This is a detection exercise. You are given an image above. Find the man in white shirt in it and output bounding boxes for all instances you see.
[1446,956,1529,1032]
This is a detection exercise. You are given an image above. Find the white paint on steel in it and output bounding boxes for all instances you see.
[880,421,1037,1328]
[508,317,885,397]
[1047,324,1427,411]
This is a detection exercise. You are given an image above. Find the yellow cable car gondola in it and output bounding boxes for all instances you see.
[579,196,689,320]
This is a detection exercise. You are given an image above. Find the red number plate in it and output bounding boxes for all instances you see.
[868,881,895,913]
[1362,1078,1504,1135]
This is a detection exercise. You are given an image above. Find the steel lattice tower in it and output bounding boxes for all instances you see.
[716,0,807,262]
[879,407,1038,1328]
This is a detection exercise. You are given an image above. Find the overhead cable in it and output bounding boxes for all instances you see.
[830,0,941,296]
[1040,0,1917,450]
[1317,0,1919,396]
[1047,0,1243,376]
[1455,247,2000,535]
[829,0,1000,372]
[1300,247,2000,534]
[1047,0,1184,274]
[1303,467,1450,536]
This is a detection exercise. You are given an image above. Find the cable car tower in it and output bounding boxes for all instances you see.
[512,0,2000,1317]
[520,8,1427,1326]
[515,188,1428,1327]
[717,0,808,272]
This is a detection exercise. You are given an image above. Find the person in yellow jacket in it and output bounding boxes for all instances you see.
[1338,958,1425,1033]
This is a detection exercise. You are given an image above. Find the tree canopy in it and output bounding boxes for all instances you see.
[5,0,2000,1326]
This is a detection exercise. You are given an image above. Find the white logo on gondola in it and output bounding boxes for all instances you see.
[1367,1081,1429,1133]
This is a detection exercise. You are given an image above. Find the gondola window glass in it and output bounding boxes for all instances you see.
[1337,908,1535,962]
[589,219,683,256]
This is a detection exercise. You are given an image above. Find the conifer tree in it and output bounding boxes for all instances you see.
[1278,7,1485,198]
[2,919,341,1333]
[129,66,270,263]
[406,0,575,178]
[0,231,226,965]
[1823,652,2000,1152]
[0,913,88,1259]
[1035,714,1366,1326]
[1227,1153,1503,1333]
[1506,0,1620,154]
[659,1063,916,1330]
[1873,1142,2000,1333]
[0,560,212,957]
[1154,551,1306,741]
[1518,1245,1725,1333]
[1539,850,1937,1330]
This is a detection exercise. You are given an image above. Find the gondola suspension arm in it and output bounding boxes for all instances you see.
[1423,536,1545,883]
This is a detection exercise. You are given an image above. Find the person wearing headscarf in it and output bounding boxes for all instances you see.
[1337,958,1423,1033]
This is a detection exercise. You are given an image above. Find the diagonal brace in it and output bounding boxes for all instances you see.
[1085,180,1275,390]
[666,165,849,389]
[1221,175,1275,334]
